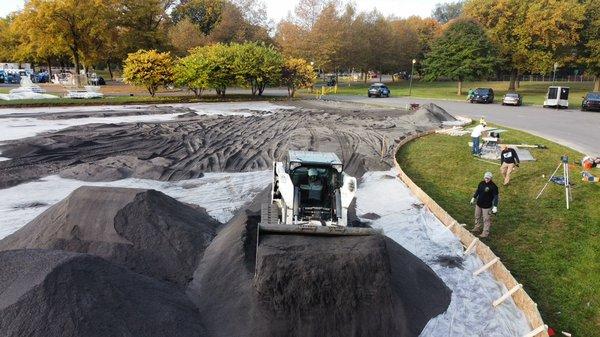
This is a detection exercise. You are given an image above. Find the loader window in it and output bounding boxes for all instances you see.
[547,87,558,99]
[560,88,569,100]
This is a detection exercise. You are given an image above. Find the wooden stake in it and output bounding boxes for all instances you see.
[473,257,499,276]
[493,284,523,307]
[522,324,548,337]
[464,238,479,255]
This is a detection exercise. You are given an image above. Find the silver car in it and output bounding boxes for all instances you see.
[502,93,523,106]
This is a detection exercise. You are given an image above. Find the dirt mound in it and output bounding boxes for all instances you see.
[0,186,219,285]
[188,208,451,337]
[0,249,205,337]
[412,103,457,125]
[0,101,443,187]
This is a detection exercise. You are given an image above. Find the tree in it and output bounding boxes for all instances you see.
[404,16,442,75]
[232,43,283,95]
[172,0,223,35]
[168,18,206,56]
[123,50,174,96]
[579,0,600,91]
[204,2,272,44]
[432,1,464,23]
[203,43,238,96]
[281,58,316,97]
[295,0,327,29]
[307,2,343,72]
[15,0,114,85]
[422,19,497,95]
[464,0,585,90]
[174,48,209,96]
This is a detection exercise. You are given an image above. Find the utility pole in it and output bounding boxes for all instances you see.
[552,62,558,83]
[409,59,416,96]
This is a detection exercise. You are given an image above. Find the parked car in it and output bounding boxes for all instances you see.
[368,83,390,97]
[581,92,600,111]
[469,88,494,103]
[325,75,337,87]
[502,92,523,106]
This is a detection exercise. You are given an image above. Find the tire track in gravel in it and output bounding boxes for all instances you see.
[0,102,453,188]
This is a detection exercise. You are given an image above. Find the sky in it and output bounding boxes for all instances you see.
[0,0,438,20]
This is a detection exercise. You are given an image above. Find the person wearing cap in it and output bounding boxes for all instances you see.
[470,120,487,156]
[306,168,323,202]
[470,171,499,238]
[500,144,520,185]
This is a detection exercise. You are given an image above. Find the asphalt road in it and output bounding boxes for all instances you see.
[328,95,600,155]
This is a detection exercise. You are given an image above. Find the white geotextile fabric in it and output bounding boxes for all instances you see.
[0,171,272,240]
[356,170,531,337]
[0,92,59,100]
[0,113,185,142]
[0,101,294,116]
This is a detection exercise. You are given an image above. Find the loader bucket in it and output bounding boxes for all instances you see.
[259,223,382,236]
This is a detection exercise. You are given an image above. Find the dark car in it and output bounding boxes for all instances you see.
[502,92,523,106]
[368,83,390,98]
[326,75,337,87]
[470,88,494,104]
[581,92,600,111]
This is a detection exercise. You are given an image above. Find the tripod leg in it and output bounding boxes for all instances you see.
[564,163,570,209]
[536,162,563,200]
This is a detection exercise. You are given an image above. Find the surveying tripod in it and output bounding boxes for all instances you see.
[535,155,572,209]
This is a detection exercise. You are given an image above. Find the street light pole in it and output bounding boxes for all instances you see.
[553,62,558,83]
[409,59,416,96]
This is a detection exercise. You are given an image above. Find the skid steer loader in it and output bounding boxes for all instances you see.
[259,151,381,236]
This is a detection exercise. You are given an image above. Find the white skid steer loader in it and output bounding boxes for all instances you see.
[259,151,381,236]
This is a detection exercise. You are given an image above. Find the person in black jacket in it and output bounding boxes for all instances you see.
[500,144,520,185]
[470,171,499,238]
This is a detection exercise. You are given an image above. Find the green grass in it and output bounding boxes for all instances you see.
[0,94,288,108]
[397,128,600,336]
[0,87,9,94]
[333,80,594,108]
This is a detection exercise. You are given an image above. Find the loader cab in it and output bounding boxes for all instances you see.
[286,151,344,223]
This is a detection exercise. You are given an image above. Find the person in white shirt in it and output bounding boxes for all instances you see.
[470,120,487,156]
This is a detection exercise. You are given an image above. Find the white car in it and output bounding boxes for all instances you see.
[502,93,523,106]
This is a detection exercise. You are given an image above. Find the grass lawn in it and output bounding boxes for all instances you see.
[397,128,600,336]
[0,94,287,108]
[333,80,594,109]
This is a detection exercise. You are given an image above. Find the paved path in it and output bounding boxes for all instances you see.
[328,95,600,155]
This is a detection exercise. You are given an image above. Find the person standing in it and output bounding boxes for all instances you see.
[470,171,499,238]
[500,144,520,185]
[470,120,487,156]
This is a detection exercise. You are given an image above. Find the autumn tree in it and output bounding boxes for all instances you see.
[204,2,272,44]
[432,1,464,23]
[579,0,600,91]
[123,50,174,96]
[464,0,585,90]
[404,16,442,75]
[281,58,316,97]
[295,0,327,29]
[423,19,497,94]
[168,18,205,56]
[171,0,223,35]
[15,0,114,85]
[308,2,342,72]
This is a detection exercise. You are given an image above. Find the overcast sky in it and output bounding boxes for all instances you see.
[1,0,438,20]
